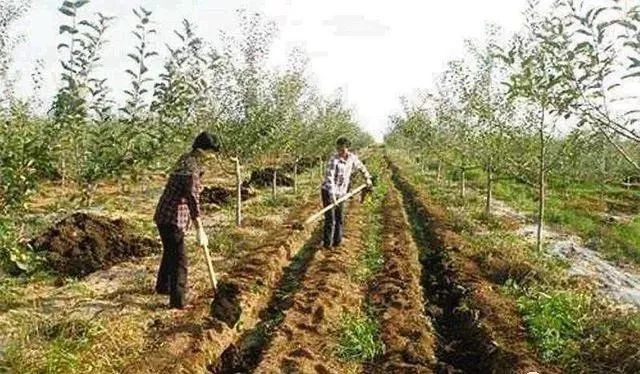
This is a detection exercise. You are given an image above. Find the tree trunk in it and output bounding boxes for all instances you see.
[293,158,298,194]
[272,168,277,198]
[436,161,442,183]
[485,163,492,216]
[536,118,546,252]
[140,175,148,193]
[235,157,242,227]
[460,168,466,200]
[61,157,66,187]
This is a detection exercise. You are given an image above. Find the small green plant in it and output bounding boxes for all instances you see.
[0,105,53,212]
[354,166,386,283]
[516,289,591,365]
[335,311,384,363]
[0,219,42,274]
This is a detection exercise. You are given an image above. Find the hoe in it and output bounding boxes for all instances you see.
[202,184,369,294]
[201,242,218,293]
[291,183,370,230]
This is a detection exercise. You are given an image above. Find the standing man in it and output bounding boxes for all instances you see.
[321,136,372,249]
[153,131,220,309]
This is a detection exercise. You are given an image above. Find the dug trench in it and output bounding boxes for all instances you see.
[365,184,437,373]
[121,195,322,374]
[211,198,368,373]
[207,229,320,373]
[389,160,556,373]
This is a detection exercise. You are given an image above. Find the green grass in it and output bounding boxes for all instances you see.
[262,193,294,208]
[353,167,386,284]
[482,171,640,265]
[339,153,386,363]
[387,149,640,373]
[0,276,26,311]
[507,283,640,373]
[1,315,106,374]
[335,311,384,362]
[594,217,640,264]
[515,289,591,365]
[209,230,239,256]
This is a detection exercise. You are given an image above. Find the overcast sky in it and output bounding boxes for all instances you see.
[10,0,535,141]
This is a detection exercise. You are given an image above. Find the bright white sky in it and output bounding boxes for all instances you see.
[11,0,533,141]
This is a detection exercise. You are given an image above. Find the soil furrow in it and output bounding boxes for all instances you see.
[121,198,321,374]
[208,228,321,373]
[366,184,437,373]
[389,160,550,373]
[250,200,368,373]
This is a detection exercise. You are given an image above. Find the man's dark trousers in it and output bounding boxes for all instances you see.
[321,188,344,247]
[155,224,188,308]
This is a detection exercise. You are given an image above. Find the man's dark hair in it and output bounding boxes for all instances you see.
[193,131,220,152]
[336,136,351,148]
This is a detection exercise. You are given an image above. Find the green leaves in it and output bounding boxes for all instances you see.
[58,7,75,17]
[59,0,89,18]
[59,25,77,35]
[622,71,640,80]
[628,56,640,69]
[517,289,591,364]
[74,0,89,8]
[120,7,157,122]
[127,53,140,64]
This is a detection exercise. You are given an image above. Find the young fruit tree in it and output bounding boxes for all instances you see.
[499,5,580,251]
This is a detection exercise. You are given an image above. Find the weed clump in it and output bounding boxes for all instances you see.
[336,312,383,362]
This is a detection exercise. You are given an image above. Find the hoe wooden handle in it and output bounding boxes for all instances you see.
[303,184,368,226]
[202,243,218,291]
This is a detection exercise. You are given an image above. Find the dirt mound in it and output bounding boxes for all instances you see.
[210,282,242,325]
[281,158,317,173]
[247,168,293,187]
[200,186,254,206]
[30,213,161,277]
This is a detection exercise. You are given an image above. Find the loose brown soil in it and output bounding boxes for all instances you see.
[389,160,560,374]
[248,168,294,187]
[208,231,321,373]
[121,196,320,373]
[200,186,254,206]
[366,185,437,373]
[210,198,320,327]
[250,200,367,373]
[30,212,160,277]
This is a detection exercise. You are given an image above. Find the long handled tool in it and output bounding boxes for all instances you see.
[201,243,218,292]
[291,183,369,230]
